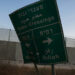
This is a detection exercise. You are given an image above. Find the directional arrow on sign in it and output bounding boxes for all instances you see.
[43,38,53,45]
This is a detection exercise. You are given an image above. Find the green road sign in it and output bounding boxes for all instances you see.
[9,0,68,64]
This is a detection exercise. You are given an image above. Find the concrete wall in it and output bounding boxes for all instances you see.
[67,47,75,64]
[0,41,16,60]
[0,40,23,64]
[15,43,23,63]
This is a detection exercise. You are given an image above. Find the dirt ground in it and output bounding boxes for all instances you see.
[0,64,75,75]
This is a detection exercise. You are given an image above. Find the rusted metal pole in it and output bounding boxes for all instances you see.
[51,64,56,75]
[34,63,40,75]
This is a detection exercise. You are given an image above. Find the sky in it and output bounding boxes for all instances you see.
[0,0,75,39]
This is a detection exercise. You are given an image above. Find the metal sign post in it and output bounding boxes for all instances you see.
[34,63,40,75]
[51,64,56,75]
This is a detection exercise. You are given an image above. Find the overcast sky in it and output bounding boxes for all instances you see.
[0,0,75,38]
